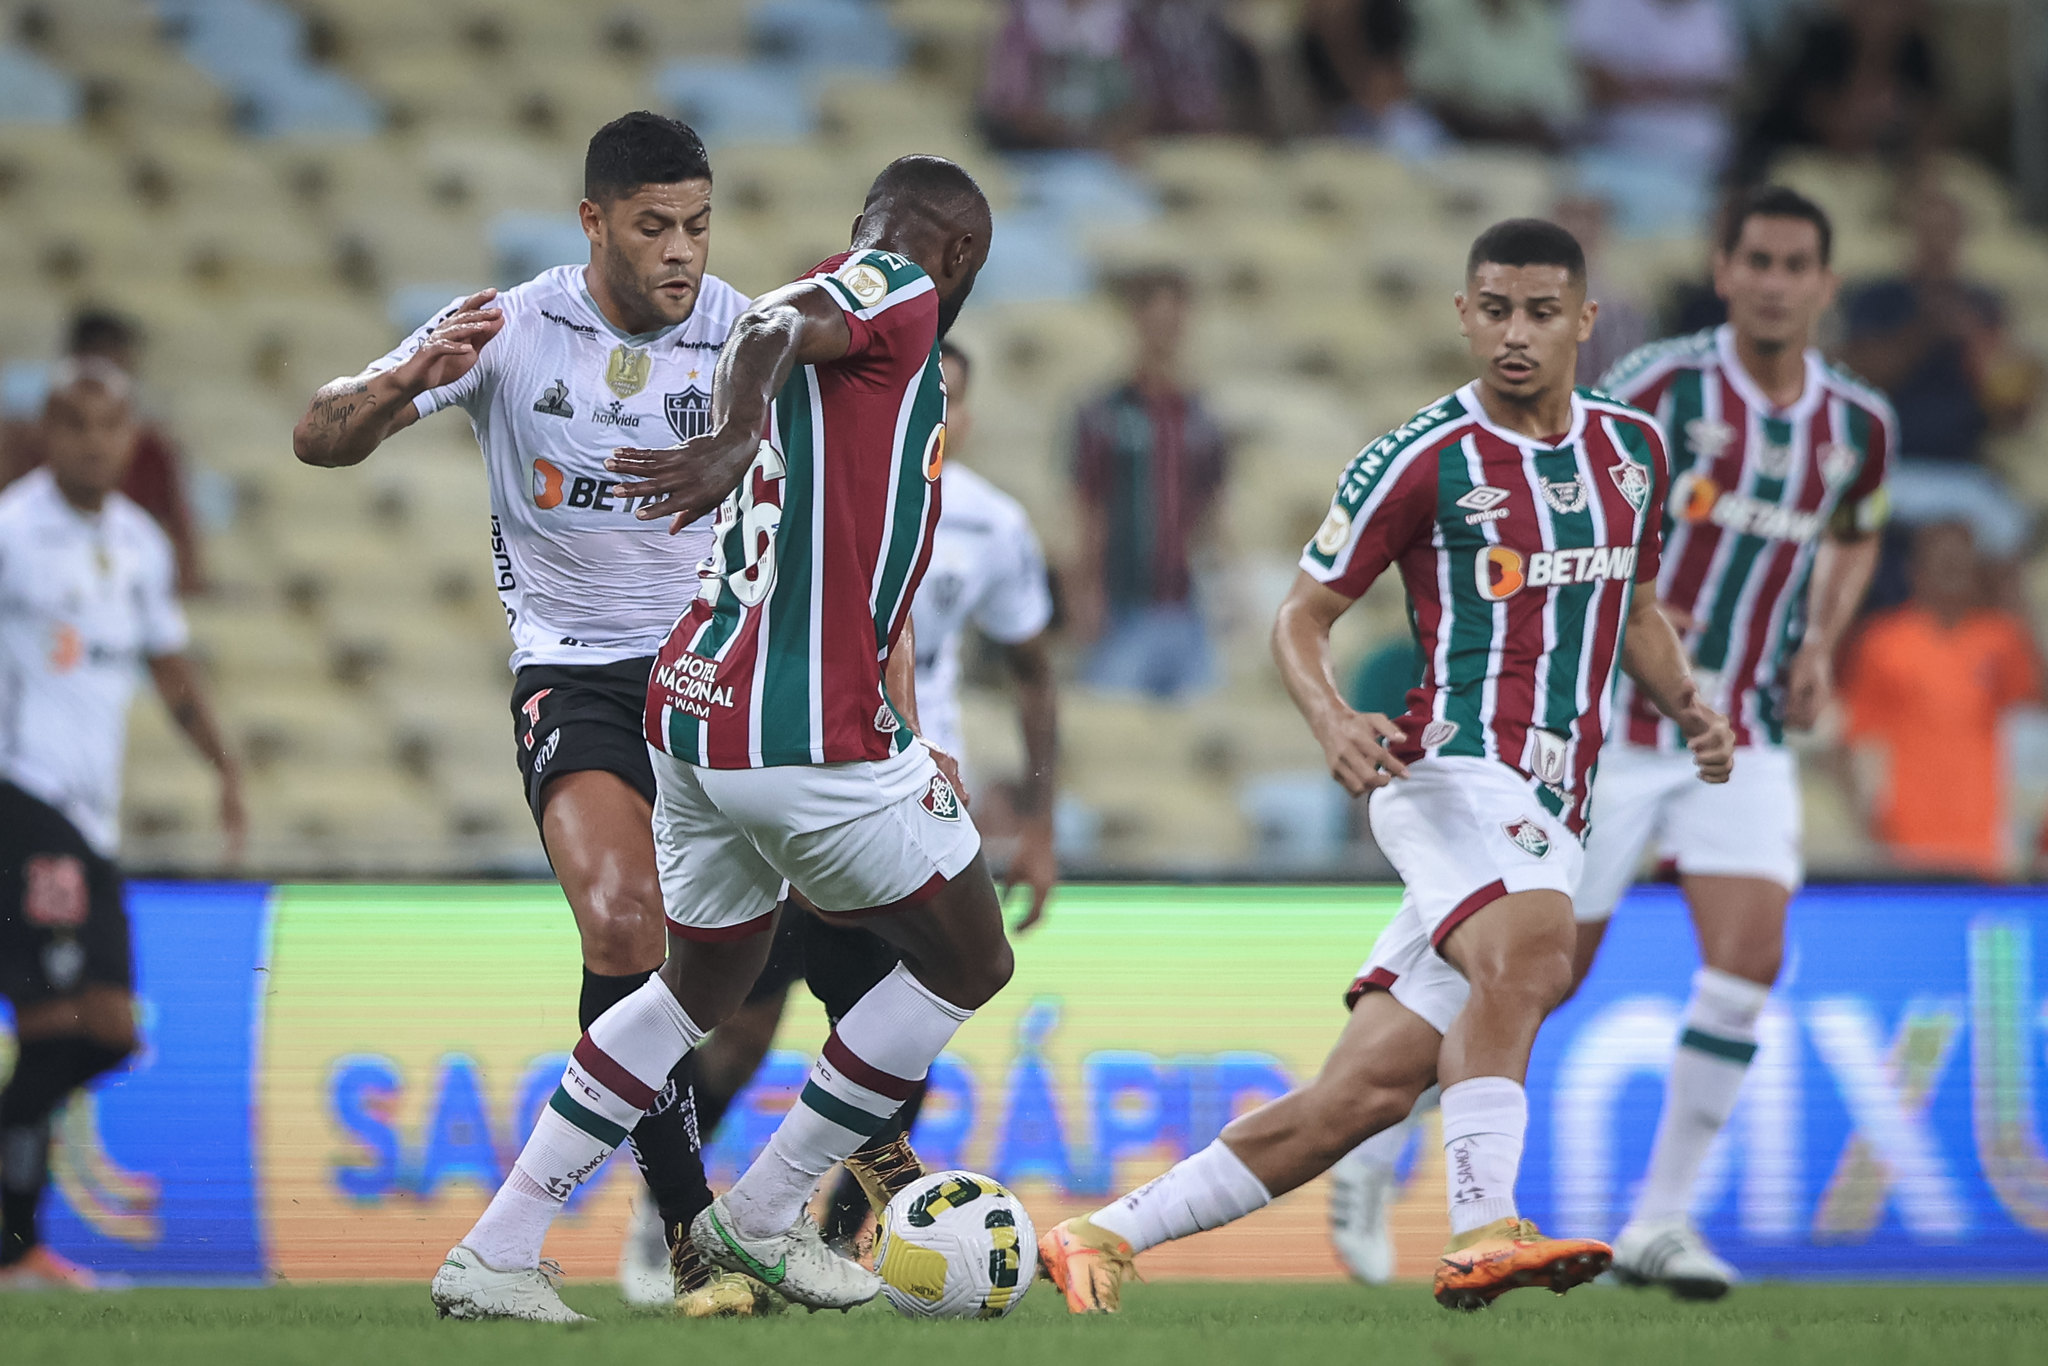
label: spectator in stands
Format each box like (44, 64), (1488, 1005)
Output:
(1742, 0), (1941, 171)
(1841, 186), (2043, 467)
(0, 311), (205, 594)
(982, 0), (1150, 150)
(1566, 0), (1740, 172)
(1405, 0), (1583, 150)
(1297, 0), (1449, 155)
(1841, 521), (2043, 877)
(1070, 269), (1229, 700)
(1552, 193), (1653, 382)
(1132, 0), (1269, 137)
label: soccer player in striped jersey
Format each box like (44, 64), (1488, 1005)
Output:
(433, 156), (1000, 1318)
(1571, 186), (1893, 1298)
(1039, 219), (1735, 1315)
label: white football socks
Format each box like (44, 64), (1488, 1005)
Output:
(464, 975), (706, 1270)
(1440, 1076), (1526, 1236)
(1090, 1139), (1273, 1254)
(1631, 967), (1769, 1225)
(723, 962), (972, 1239)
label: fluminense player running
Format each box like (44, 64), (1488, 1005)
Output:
(291, 113), (756, 1315)
(689, 335), (1059, 1248)
(1569, 186), (1892, 1298)
(0, 364), (244, 1289)
(430, 155), (1001, 1321)
(1038, 219), (1735, 1314)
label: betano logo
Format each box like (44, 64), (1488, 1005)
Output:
(1477, 545), (1637, 601)
(531, 457), (565, 509)
(923, 422), (946, 481)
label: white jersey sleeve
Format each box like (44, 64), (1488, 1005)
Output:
(367, 292), (501, 418)
(969, 499), (1053, 646)
(135, 510), (190, 657)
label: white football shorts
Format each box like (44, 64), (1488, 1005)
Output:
(1349, 755), (1584, 1034)
(649, 741), (983, 940)
(1573, 743), (1801, 925)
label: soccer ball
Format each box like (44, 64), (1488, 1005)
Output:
(871, 1170), (1037, 1319)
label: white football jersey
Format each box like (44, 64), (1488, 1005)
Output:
(910, 464), (1053, 759)
(375, 265), (750, 672)
(0, 469), (189, 856)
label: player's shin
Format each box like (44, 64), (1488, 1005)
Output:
(465, 976), (707, 1271)
(722, 963), (970, 1240)
(580, 968), (714, 1236)
(1087, 1139), (1273, 1255)
(0, 1037), (131, 1265)
(1440, 1077), (1526, 1235)
(1631, 967), (1768, 1224)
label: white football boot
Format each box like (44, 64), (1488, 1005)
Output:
(1609, 1216), (1738, 1300)
(617, 1192), (672, 1307)
(431, 1245), (590, 1322)
(1328, 1146), (1398, 1285)
(690, 1195), (881, 1311)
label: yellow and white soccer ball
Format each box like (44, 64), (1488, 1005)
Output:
(872, 1170), (1037, 1319)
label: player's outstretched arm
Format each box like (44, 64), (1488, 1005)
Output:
(147, 654), (246, 864)
(1272, 571), (1409, 797)
(1003, 632), (1059, 932)
(606, 282), (853, 528)
(291, 289), (504, 468)
(1782, 530), (1880, 730)
(1620, 581), (1734, 783)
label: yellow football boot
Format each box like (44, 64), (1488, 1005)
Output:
(673, 1226), (783, 1318)
(1432, 1217), (1610, 1311)
(843, 1134), (927, 1213)
(1037, 1217), (1141, 1315)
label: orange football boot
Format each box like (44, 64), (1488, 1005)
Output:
(1037, 1217), (1141, 1314)
(0, 1246), (100, 1291)
(1432, 1217), (1610, 1311)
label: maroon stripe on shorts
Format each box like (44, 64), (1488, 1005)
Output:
(822, 1030), (919, 1101)
(1430, 879), (1509, 953)
(572, 1035), (657, 1112)
(665, 908), (776, 942)
(1344, 966), (1400, 1010)
(812, 872), (948, 921)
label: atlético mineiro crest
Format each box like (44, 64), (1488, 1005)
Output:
(1539, 477), (1587, 514)
(666, 389), (711, 443)
(921, 773), (961, 822)
(1609, 457), (1651, 511)
(1503, 818), (1551, 859)
(1685, 417), (1736, 461)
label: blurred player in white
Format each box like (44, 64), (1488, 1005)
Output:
(1574, 186), (1891, 1297)
(0, 363), (242, 1289)
(687, 336), (1059, 1247)
(291, 112), (758, 1314)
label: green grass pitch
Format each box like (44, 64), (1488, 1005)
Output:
(5, 1282), (2047, 1366)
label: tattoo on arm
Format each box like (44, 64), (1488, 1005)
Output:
(307, 377), (375, 431)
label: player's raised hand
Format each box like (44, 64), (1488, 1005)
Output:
(219, 768), (248, 868)
(608, 425), (760, 532)
(1781, 642), (1833, 731)
(1005, 818), (1058, 934)
(394, 289), (504, 392)
(1314, 709), (1409, 796)
(1678, 704), (1736, 784)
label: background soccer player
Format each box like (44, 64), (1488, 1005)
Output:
(430, 156), (1002, 1320)
(1571, 185), (1894, 1298)
(0, 364), (242, 1289)
(1038, 219), (1734, 1315)
(290, 113), (755, 1313)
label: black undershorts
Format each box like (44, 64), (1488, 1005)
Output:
(0, 782), (131, 1005)
(510, 656), (660, 825)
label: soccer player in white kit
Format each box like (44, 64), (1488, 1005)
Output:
(1573, 186), (1892, 1297)
(290, 113), (761, 1314)
(0, 363), (243, 1289)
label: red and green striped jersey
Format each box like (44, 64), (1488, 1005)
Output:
(1301, 382), (1668, 835)
(646, 249), (945, 768)
(1600, 326), (1894, 750)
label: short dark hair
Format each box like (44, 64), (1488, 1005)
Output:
(939, 339), (971, 388)
(861, 154), (987, 224)
(584, 111), (711, 202)
(69, 308), (140, 357)
(1719, 184), (1833, 265)
(1466, 218), (1585, 283)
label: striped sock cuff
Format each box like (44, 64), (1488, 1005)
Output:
(797, 1080), (894, 1138)
(559, 1034), (658, 1132)
(1678, 1027), (1758, 1065)
(546, 1083), (630, 1148)
(798, 1032), (915, 1139)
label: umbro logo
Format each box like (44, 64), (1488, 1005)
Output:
(533, 379), (573, 419)
(1457, 485), (1512, 525)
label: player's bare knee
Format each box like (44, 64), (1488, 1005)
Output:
(946, 937), (1013, 1011)
(1471, 947), (1574, 1018)
(1706, 942), (1780, 989)
(575, 882), (667, 973)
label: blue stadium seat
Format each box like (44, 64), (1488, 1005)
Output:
(0, 45), (81, 125)
(748, 0), (902, 74)
(158, 0), (381, 137)
(653, 59), (818, 144)
(488, 212), (591, 287)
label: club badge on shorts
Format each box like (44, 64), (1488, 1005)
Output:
(920, 773), (961, 822)
(1503, 818), (1551, 859)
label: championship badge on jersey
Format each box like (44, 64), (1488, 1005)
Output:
(1539, 477), (1588, 514)
(1684, 416), (1736, 462)
(606, 344), (651, 399)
